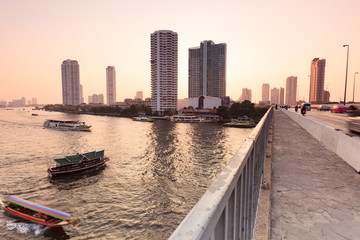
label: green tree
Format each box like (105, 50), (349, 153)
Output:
(217, 106), (230, 119)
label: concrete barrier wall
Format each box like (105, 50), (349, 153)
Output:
(282, 109), (360, 172)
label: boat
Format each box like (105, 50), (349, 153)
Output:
(223, 121), (256, 128)
(48, 150), (109, 176)
(132, 115), (153, 122)
(32, 113), (38, 116)
(170, 114), (220, 123)
(2, 195), (78, 227)
(43, 119), (91, 131)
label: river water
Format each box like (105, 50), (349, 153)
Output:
(0, 108), (252, 240)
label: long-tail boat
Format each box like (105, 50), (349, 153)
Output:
(48, 150), (109, 176)
(2, 195), (78, 227)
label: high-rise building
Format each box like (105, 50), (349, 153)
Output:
(61, 59), (80, 105)
(262, 83), (270, 102)
(286, 76), (297, 106)
(151, 30), (178, 115)
(280, 87), (285, 105)
(309, 58), (326, 103)
(135, 91), (143, 100)
(271, 88), (280, 105)
(240, 88), (252, 102)
(324, 90), (330, 103)
(106, 66), (116, 106)
(80, 84), (84, 104)
(188, 40), (227, 98)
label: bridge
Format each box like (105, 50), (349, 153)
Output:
(170, 107), (360, 239)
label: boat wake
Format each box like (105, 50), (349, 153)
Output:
(6, 221), (47, 235)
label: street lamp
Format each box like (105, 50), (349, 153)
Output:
(353, 72), (359, 103)
(343, 45), (349, 105)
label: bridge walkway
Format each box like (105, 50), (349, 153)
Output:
(270, 110), (360, 239)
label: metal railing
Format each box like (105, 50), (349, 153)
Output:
(170, 107), (273, 240)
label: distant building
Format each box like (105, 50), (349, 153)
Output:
(88, 94), (104, 104)
(8, 97), (26, 107)
(0, 99), (7, 107)
(80, 84), (84, 104)
(221, 96), (230, 107)
(286, 76), (297, 106)
(309, 58), (326, 103)
(32, 98), (38, 105)
(135, 91), (143, 100)
(106, 66), (116, 106)
(324, 90), (330, 103)
(240, 88), (252, 102)
(271, 88), (280, 105)
(262, 83), (270, 102)
(188, 40), (226, 98)
(280, 87), (285, 105)
(62, 59), (80, 105)
(150, 30), (178, 115)
(178, 96), (222, 110)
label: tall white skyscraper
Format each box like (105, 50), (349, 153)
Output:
(188, 40), (226, 98)
(286, 76), (297, 106)
(150, 30), (178, 115)
(106, 66), (116, 106)
(62, 59), (80, 105)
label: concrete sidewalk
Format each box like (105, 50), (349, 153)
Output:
(271, 110), (360, 239)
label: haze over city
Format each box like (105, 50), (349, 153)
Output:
(1, 0), (360, 104)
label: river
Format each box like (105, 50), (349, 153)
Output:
(0, 107), (252, 239)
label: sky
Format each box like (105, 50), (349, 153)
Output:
(1, 0), (360, 104)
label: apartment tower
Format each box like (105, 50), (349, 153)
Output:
(309, 58), (326, 103)
(61, 59), (80, 105)
(280, 87), (285, 105)
(240, 88), (252, 102)
(286, 76), (297, 106)
(271, 88), (280, 105)
(188, 40), (226, 98)
(262, 83), (270, 102)
(150, 30), (178, 115)
(106, 66), (116, 105)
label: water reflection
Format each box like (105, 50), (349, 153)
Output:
(0, 109), (252, 239)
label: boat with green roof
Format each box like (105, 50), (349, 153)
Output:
(48, 150), (109, 176)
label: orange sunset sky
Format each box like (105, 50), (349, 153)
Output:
(1, 0), (360, 104)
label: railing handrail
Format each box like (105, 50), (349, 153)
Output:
(170, 107), (273, 240)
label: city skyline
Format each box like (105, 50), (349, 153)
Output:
(1, 0), (360, 104)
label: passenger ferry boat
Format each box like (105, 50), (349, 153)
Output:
(48, 150), (109, 176)
(43, 119), (91, 131)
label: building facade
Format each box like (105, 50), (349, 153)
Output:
(286, 76), (297, 106)
(106, 66), (116, 106)
(61, 59), (80, 105)
(271, 88), (280, 105)
(240, 88), (252, 102)
(150, 30), (178, 115)
(262, 83), (270, 102)
(135, 91), (143, 100)
(188, 40), (226, 98)
(280, 87), (285, 105)
(309, 58), (326, 103)
(88, 94), (104, 104)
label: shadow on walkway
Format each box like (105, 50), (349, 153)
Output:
(271, 110), (360, 239)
